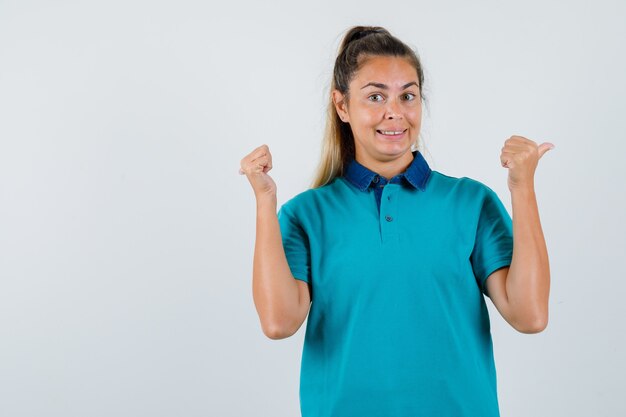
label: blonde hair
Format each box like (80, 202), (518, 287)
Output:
(310, 25), (427, 189)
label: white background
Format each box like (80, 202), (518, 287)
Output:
(1, 0), (625, 416)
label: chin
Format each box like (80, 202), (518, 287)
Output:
(374, 145), (411, 160)
(378, 141), (410, 152)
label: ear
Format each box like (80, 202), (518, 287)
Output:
(332, 89), (349, 123)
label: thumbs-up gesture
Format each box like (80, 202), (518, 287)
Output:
(500, 135), (555, 191)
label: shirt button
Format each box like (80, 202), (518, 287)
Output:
(372, 175), (379, 183)
(385, 215), (393, 222)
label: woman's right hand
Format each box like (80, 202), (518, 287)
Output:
(239, 144), (277, 201)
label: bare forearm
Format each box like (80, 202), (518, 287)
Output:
(252, 196), (300, 337)
(506, 185), (551, 330)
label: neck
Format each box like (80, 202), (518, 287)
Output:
(355, 150), (414, 180)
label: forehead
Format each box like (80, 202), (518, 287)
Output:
(352, 55), (418, 87)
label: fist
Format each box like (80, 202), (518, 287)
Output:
(239, 144), (277, 200)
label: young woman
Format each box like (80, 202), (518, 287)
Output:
(239, 25), (553, 417)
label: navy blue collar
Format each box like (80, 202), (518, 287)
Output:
(343, 150), (432, 192)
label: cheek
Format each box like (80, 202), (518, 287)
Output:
(353, 109), (379, 129)
(368, 106), (387, 123)
(407, 107), (422, 124)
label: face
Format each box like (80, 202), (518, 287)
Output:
(333, 55), (422, 166)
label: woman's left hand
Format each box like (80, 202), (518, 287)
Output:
(500, 135), (555, 191)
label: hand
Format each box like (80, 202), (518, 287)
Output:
(500, 135), (555, 191)
(239, 144), (277, 200)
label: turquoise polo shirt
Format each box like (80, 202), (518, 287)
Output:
(277, 150), (513, 417)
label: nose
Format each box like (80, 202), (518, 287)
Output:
(384, 98), (403, 119)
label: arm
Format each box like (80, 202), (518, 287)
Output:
(486, 136), (553, 333)
(486, 187), (550, 333)
(253, 197), (311, 340)
(240, 145), (311, 340)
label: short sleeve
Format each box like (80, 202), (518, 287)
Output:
(470, 186), (514, 296)
(276, 204), (311, 284)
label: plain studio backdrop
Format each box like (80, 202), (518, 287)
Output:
(1, 0), (624, 416)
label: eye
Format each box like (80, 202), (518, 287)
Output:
(403, 93), (417, 101)
(368, 93), (384, 102)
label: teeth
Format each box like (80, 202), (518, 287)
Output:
(380, 130), (404, 135)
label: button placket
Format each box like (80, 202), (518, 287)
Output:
(379, 184), (399, 244)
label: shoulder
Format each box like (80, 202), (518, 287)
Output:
(429, 170), (495, 199)
(279, 177), (344, 216)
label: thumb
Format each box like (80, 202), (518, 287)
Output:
(538, 142), (555, 159)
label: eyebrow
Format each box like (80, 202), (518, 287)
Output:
(361, 81), (419, 90)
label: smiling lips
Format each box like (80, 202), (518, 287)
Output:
(377, 128), (407, 138)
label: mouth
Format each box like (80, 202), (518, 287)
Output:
(376, 129), (407, 140)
